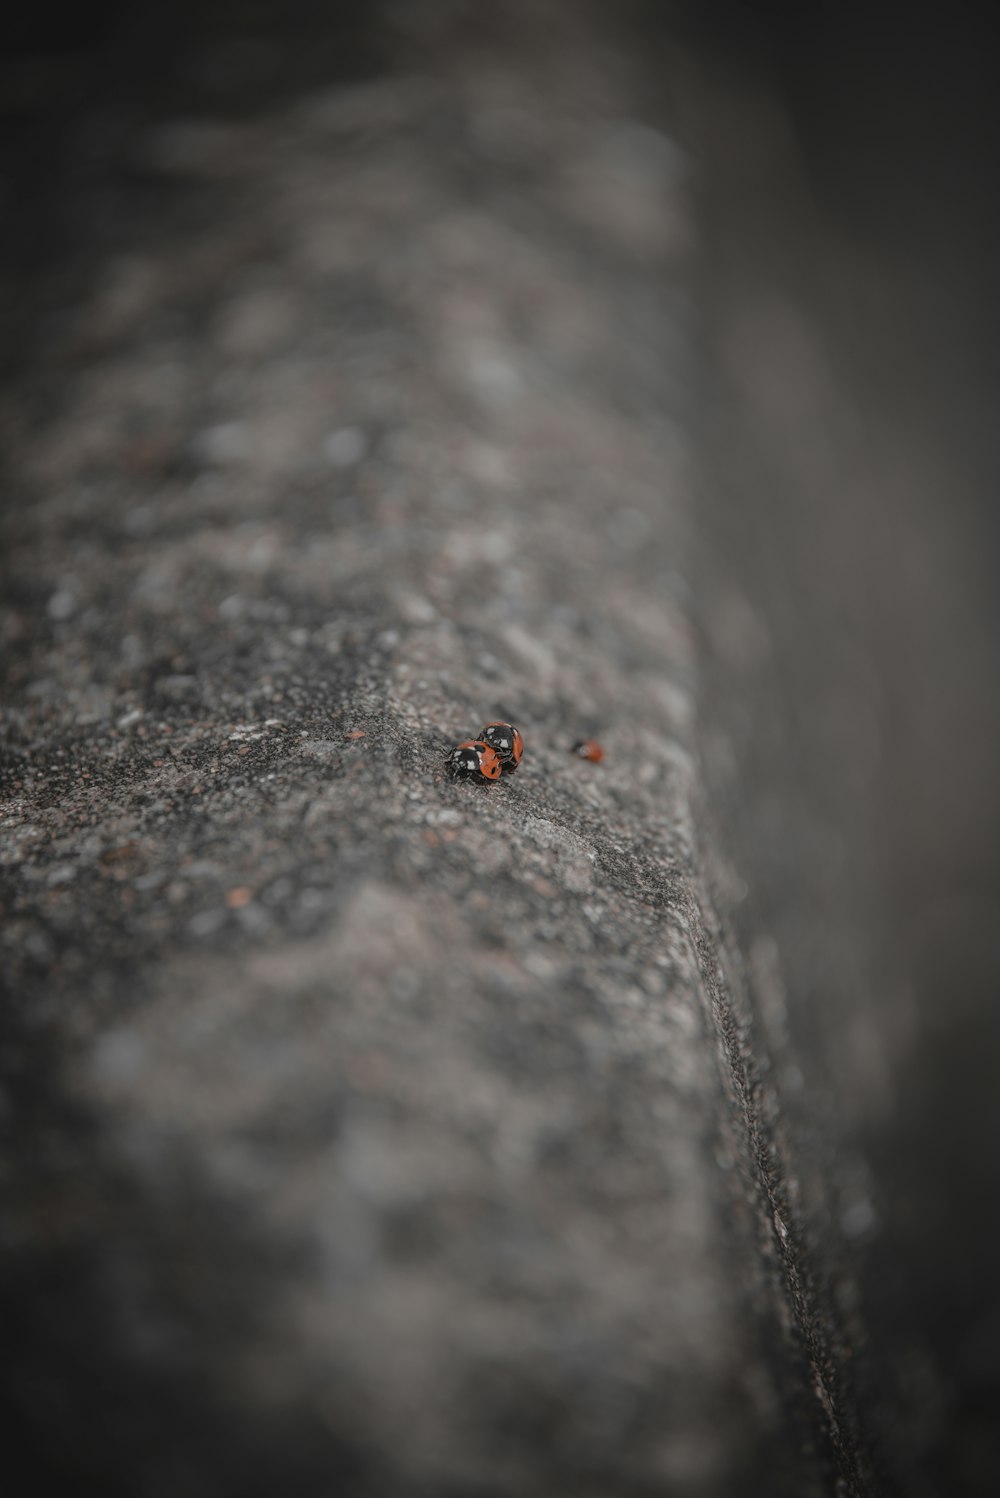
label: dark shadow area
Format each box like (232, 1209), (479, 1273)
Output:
(0, 1), (386, 382)
(670, 3), (1000, 1492)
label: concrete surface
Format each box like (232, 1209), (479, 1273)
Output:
(3, 3), (997, 1495)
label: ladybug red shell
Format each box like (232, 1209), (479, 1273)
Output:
(572, 739), (604, 763)
(447, 739), (502, 782)
(479, 721), (524, 773)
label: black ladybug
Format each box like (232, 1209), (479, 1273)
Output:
(479, 721), (524, 773)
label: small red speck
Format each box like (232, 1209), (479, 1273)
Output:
(572, 739), (605, 763)
(346, 729), (366, 740)
(225, 886), (253, 908)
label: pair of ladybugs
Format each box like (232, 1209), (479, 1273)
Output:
(447, 721), (524, 783)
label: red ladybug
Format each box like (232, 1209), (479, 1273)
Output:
(479, 721), (524, 773)
(447, 739), (502, 782)
(572, 739), (604, 763)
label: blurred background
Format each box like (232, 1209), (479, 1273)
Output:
(2, 2), (999, 1494)
(673, 6), (1000, 1492)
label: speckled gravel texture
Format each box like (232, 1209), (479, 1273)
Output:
(0, 6), (878, 1497)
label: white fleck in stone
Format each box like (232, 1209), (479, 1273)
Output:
(300, 739), (340, 759)
(466, 346), (521, 403)
(90, 1029), (146, 1087)
(841, 1197), (877, 1239)
(195, 421), (249, 465)
(124, 504), (155, 537)
(323, 426), (367, 468)
(47, 589), (76, 621)
(426, 808), (462, 827)
(157, 674), (197, 699)
(523, 951), (558, 980)
(236, 903), (271, 934)
(189, 908), (226, 938)
(478, 529), (513, 564)
(25, 930), (53, 962)
(397, 593), (436, 625)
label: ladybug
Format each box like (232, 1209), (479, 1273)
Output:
(572, 739), (604, 763)
(447, 739), (502, 782)
(479, 721), (524, 773)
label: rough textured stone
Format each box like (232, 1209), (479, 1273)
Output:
(7, 4), (997, 1496)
